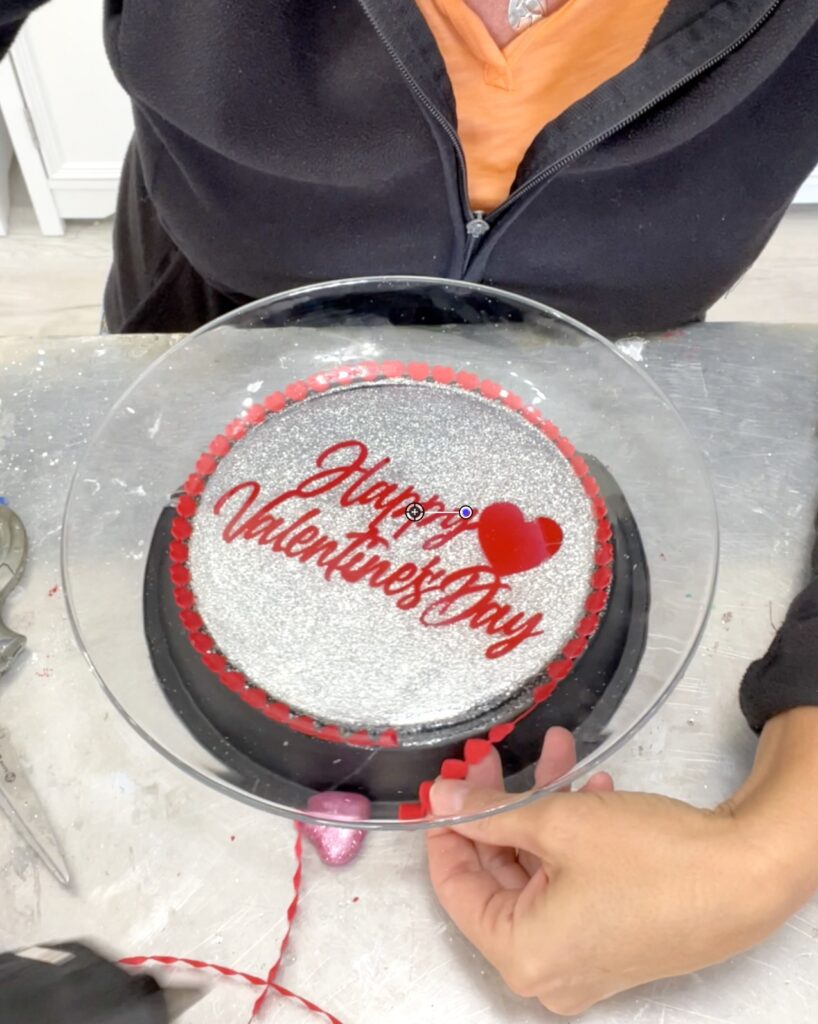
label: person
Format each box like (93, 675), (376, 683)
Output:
(2, 0), (817, 338)
(2, 0), (818, 1011)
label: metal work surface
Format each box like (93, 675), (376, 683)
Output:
(0, 324), (816, 1023)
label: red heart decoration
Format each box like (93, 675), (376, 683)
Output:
(477, 501), (563, 577)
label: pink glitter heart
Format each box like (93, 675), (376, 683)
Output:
(303, 792), (371, 866)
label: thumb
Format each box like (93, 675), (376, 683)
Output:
(430, 779), (559, 855)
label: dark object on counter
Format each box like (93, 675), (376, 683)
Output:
(0, 942), (202, 1024)
(740, 506), (818, 733)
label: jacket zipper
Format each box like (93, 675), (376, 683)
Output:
(357, 3), (480, 259)
(361, 0), (781, 274)
(481, 0), (783, 228)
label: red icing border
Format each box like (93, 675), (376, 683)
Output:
(169, 361), (612, 795)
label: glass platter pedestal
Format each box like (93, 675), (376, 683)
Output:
(63, 277), (718, 829)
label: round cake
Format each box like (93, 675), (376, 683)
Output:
(143, 360), (648, 817)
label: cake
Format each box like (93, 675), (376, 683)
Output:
(143, 360), (648, 818)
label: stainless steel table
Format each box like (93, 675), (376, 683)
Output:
(0, 324), (816, 1023)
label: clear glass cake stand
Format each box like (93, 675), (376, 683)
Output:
(62, 277), (718, 829)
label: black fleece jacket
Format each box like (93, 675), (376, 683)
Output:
(1, 0), (817, 732)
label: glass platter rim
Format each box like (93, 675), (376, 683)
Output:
(60, 274), (720, 830)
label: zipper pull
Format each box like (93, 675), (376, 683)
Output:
(466, 211), (490, 240)
(463, 211), (490, 274)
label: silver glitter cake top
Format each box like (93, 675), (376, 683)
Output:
(186, 374), (598, 732)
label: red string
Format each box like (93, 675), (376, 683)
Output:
(120, 823), (345, 1024)
(250, 823), (303, 1021)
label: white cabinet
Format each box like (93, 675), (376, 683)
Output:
(0, 0), (132, 235)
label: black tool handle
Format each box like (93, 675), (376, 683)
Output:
(0, 942), (168, 1024)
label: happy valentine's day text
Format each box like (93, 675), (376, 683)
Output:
(210, 440), (545, 659)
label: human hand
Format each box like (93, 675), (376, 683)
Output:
(427, 710), (818, 1015)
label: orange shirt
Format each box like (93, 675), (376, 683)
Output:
(415, 0), (669, 211)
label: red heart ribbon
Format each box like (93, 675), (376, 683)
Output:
(120, 823), (345, 1024)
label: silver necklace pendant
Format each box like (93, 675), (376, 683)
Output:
(508, 0), (547, 32)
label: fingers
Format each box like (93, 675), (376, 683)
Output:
(430, 780), (553, 856)
(513, 727), (578, 876)
(476, 838), (531, 890)
(525, 771), (609, 877)
(426, 826), (521, 962)
(466, 740), (504, 789)
(534, 727), (577, 790)
(463, 744), (531, 888)
(428, 729), (614, 863)
(517, 847), (543, 879)
(583, 771), (614, 792)
(534, 730), (615, 793)
(533, 728), (615, 800)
